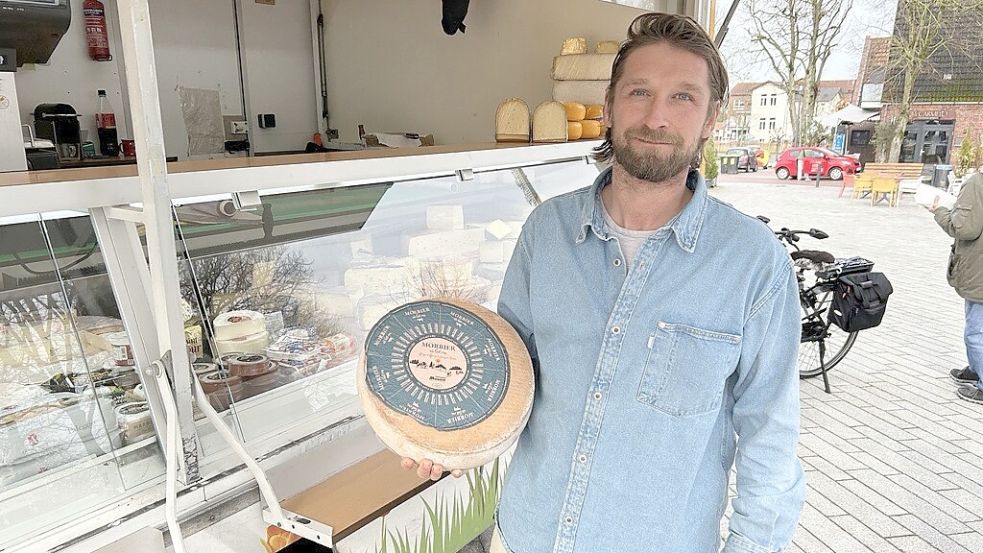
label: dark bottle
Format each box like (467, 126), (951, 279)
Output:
(96, 89), (119, 156)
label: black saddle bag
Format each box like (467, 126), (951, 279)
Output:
(828, 272), (893, 332)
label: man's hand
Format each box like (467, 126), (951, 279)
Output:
(927, 194), (941, 213)
(400, 457), (465, 481)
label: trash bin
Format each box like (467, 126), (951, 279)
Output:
(933, 164), (953, 189)
(720, 155), (739, 175)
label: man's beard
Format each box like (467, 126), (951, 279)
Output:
(612, 125), (700, 184)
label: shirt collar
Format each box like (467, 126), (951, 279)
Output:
(576, 165), (708, 253)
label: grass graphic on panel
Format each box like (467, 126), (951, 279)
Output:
(375, 458), (502, 553)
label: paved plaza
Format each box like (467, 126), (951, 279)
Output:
(466, 172), (983, 553)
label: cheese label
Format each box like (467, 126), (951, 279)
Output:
(364, 301), (510, 431)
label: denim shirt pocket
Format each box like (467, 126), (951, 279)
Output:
(637, 321), (742, 416)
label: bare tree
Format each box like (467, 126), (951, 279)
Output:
(747, 0), (853, 145)
(885, 0), (983, 161)
(747, 0), (805, 143)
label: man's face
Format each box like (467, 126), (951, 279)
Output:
(605, 41), (719, 184)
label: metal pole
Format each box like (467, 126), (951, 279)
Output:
(115, 0), (200, 483)
(714, 0), (742, 48)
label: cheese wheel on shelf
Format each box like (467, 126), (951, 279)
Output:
(595, 40), (620, 54)
(213, 310), (265, 341)
(560, 37), (588, 55)
(552, 54), (616, 81)
(581, 120), (602, 139)
(357, 298), (534, 469)
(532, 101), (568, 143)
(585, 104), (604, 121)
(552, 80), (608, 106)
(563, 102), (586, 122)
(567, 121), (584, 141)
(495, 98), (530, 143)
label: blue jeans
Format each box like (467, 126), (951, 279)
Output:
(967, 300), (983, 392)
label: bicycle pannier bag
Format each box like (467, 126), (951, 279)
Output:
(829, 272), (893, 332)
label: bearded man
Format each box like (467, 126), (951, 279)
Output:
(405, 13), (805, 553)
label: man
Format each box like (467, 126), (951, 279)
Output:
(405, 13), (804, 552)
(930, 172), (983, 404)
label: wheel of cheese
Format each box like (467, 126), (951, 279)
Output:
(214, 310), (266, 340)
(560, 37), (588, 55)
(585, 104), (604, 121)
(552, 54), (616, 81)
(357, 298), (534, 470)
(532, 101), (568, 143)
(567, 121), (584, 141)
(581, 120), (602, 139)
(495, 98), (530, 143)
(563, 102), (586, 122)
(595, 40), (620, 54)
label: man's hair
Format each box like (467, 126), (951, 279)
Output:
(593, 12), (729, 165)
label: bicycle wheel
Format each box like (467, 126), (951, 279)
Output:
(797, 279), (859, 379)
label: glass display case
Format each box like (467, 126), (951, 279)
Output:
(0, 144), (601, 551)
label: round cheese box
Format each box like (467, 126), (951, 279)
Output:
(357, 298), (534, 470)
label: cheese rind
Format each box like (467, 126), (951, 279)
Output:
(581, 119), (602, 139)
(552, 80), (608, 106)
(563, 102), (586, 122)
(585, 104), (604, 120)
(567, 121), (584, 141)
(552, 54), (616, 81)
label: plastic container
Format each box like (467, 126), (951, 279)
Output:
(104, 331), (135, 367)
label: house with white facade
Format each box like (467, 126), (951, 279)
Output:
(748, 81), (792, 143)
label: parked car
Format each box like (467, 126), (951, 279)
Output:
(724, 147), (757, 172)
(772, 147), (861, 180)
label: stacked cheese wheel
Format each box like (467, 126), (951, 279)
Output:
(357, 298), (534, 470)
(563, 102), (604, 141)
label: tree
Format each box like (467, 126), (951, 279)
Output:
(957, 133), (976, 177)
(746, 0), (853, 145)
(704, 137), (720, 183)
(885, 0), (983, 161)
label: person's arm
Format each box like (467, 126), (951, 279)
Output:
(497, 225), (539, 373)
(934, 175), (983, 241)
(723, 262), (806, 553)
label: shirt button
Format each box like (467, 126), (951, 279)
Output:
(613, 258), (622, 267)
(578, 454), (588, 463)
(612, 325), (621, 334)
(564, 516), (574, 525)
(593, 391), (602, 400)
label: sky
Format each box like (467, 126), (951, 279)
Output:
(714, 0), (899, 85)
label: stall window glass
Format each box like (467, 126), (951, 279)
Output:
(0, 214), (164, 549)
(850, 130), (871, 146)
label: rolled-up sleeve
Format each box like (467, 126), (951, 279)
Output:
(724, 261), (806, 553)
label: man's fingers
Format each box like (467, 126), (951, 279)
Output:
(400, 458), (415, 470)
(451, 469), (464, 478)
(417, 459), (433, 480)
(430, 463), (444, 481)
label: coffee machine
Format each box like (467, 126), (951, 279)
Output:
(33, 103), (83, 162)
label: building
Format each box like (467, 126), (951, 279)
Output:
(748, 81), (793, 143)
(815, 80), (855, 119)
(718, 82), (756, 141)
(853, 4), (983, 164)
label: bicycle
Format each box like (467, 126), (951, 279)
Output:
(757, 216), (874, 393)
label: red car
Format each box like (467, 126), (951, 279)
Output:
(773, 147), (861, 181)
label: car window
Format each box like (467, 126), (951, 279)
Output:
(789, 150), (803, 159)
(805, 150), (824, 158)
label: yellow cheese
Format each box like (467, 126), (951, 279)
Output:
(585, 104), (604, 121)
(532, 101), (568, 143)
(581, 120), (602, 139)
(563, 102), (586, 122)
(595, 40), (620, 54)
(567, 121), (584, 140)
(552, 54), (616, 81)
(560, 37), (588, 55)
(495, 98), (530, 143)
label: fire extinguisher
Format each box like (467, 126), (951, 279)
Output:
(84, 0), (112, 61)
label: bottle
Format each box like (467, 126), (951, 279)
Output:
(96, 90), (119, 157)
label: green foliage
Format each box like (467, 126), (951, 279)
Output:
(957, 133), (977, 177)
(703, 138), (719, 181)
(374, 458), (503, 553)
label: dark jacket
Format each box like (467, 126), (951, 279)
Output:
(935, 172), (983, 302)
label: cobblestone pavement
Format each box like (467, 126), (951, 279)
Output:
(464, 172), (983, 553)
(714, 173), (983, 553)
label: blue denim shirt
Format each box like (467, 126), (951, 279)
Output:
(495, 167), (805, 553)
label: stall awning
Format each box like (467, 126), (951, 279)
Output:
(816, 104), (880, 127)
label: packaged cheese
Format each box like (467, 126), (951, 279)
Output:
(560, 37), (588, 55)
(213, 311), (266, 341)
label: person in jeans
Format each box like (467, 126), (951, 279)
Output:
(931, 172), (983, 404)
(404, 13), (805, 552)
